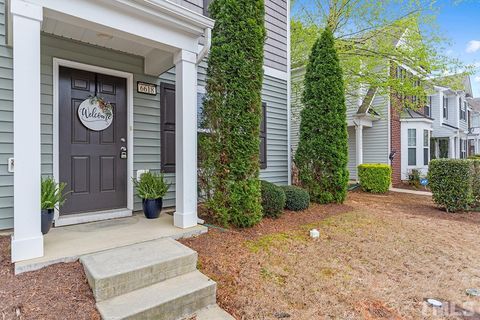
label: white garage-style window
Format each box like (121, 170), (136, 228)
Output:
(408, 128), (417, 166)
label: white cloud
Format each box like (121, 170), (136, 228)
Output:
(475, 76), (480, 83)
(466, 40), (480, 53)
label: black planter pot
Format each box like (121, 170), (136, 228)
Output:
(142, 198), (163, 219)
(41, 208), (54, 235)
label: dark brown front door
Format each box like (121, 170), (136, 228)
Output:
(59, 67), (127, 215)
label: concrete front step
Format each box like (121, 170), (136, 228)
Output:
(96, 270), (216, 320)
(81, 238), (197, 301)
(186, 304), (235, 320)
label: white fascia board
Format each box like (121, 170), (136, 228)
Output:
(400, 117), (433, 124)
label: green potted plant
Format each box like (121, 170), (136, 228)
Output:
(133, 171), (170, 219)
(41, 177), (67, 234)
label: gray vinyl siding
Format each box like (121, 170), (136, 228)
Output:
(362, 95), (389, 165)
(177, 0), (204, 14)
(0, 0), (13, 229)
(431, 92), (458, 138)
(264, 0), (288, 72)
(177, 0), (289, 72)
(260, 75), (288, 185)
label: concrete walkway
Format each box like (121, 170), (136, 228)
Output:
(390, 187), (432, 196)
(15, 213), (207, 274)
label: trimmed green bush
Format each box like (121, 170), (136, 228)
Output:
(358, 164), (392, 193)
(295, 27), (349, 204)
(260, 180), (286, 218)
(428, 159), (474, 212)
(199, 0), (266, 227)
(281, 186), (310, 211)
(472, 160), (480, 207)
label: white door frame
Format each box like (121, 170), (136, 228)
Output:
(52, 58), (134, 225)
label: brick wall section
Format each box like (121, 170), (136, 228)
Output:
(390, 64), (402, 186)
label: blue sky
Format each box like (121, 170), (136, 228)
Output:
(434, 0), (480, 97)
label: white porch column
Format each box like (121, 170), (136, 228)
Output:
(449, 137), (455, 159)
(355, 124), (363, 172)
(11, 0), (44, 261)
(173, 50), (198, 228)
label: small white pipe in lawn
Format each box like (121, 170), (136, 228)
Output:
(310, 229), (320, 239)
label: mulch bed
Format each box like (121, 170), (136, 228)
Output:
(0, 237), (100, 320)
(181, 191), (480, 320)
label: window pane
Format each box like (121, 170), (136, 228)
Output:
(408, 129), (416, 146)
(424, 148), (429, 165)
(408, 148), (416, 166)
(423, 130), (429, 147)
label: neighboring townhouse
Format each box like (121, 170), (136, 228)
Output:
(429, 76), (474, 160)
(291, 56), (432, 186)
(467, 97), (480, 155)
(2, 0), (291, 263)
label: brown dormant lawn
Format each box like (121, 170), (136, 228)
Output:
(181, 191), (480, 320)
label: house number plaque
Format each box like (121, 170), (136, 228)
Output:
(137, 81), (157, 95)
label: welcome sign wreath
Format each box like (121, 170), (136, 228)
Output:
(78, 95), (113, 131)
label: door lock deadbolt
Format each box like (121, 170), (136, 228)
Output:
(120, 146), (127, 159)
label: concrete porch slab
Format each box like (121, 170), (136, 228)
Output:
(15, 213), (207, 274)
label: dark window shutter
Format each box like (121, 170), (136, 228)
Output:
(160, 83), (176, 173)
(260, 102), (267, 169)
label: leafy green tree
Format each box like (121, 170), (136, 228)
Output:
(199, 0), (266, 227)
(295, 28), (349, 203)
(292, 0), (476, 108)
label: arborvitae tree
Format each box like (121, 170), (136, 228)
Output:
(295, 28), (349, 203)
(200, 0), (266, 227)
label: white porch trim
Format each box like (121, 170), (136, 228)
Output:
(173, 50), (198, 228)
(52, 58), (135, 222)
(286, 0), (291, 185)
(11, 0), (44, 262)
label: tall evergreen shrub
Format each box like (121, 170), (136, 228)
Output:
(294, 28), (349, 203)
(200, 0), (266, 227)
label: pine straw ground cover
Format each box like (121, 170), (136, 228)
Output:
(0, 237), (100, 320)
(181, 191), (480, 320)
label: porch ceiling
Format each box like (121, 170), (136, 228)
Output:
(42, 17), (155, 57)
